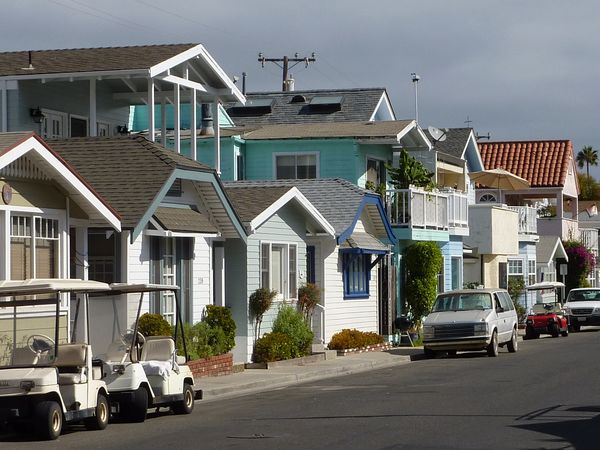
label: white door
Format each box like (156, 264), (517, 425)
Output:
(42, 111), (66, 138)
(272, 245), (285, 298)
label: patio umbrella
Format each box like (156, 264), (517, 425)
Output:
(470, 168), (530, 190)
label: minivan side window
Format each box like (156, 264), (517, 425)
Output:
(504, 292), (515, 310)
(496, 292), (513, 311)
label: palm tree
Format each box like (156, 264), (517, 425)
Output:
(577, 145), (598, 178)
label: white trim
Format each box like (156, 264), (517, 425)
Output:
(89, 79), (97, 137)
(1, 80), (7, 132)
(0, 137), (120, 231)
(155, 74), (208, 94)
(258, 240), (297, 300)
(143, 229), (219, 238)
(249, 186), (335, 236)
(0, 69), (146, 82)
(365, 154), (387, 187)
(368, 92), (395, 121)
(273, 151), (320, 180)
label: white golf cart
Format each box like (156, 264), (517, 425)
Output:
(87, 284), (198, 422)
(0, 279), (111, 440)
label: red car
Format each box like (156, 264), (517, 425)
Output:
(525, 302), (569, 339)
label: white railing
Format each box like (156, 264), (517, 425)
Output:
(446, 190), (469, 229)
(579, 228), (599, 253)
(311, 303), (325, 344)
(507, 206), (537, 235)
(385, 187), (449, 230)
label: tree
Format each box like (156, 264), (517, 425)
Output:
(249, 288), (277, 342)
(386, 149), (434, 189)
(576, 146), (598, 179)
(577, 172), (600, 200)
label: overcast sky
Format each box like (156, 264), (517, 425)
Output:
(4, 1), (600, 175)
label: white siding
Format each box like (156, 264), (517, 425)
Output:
(192, 237), (212, 324)
(126, 234), (151, 327)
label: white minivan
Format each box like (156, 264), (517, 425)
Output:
(422, 289), (519, 357)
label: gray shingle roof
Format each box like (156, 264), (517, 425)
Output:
(222, 186), (294, 223)
(225, 88), (390, 127)
(424, 128), (473, 159)
(0, 132), (34, 152)
(0, 44), (197, 77)
(48, 136), (212, 228)
(223, 179), (366, 235)
(239, 120), (414, 140)
(153, 206), (218, 233)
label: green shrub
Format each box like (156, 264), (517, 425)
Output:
(249, 288), (277, 340)
(137, 313), (172, 337)
(328, 329), (384, 351)
(175, 322), (229, 361)
(203, 305), (236, 353)
(272, 305), (313, 358)
(405, 242), (443, 328)
(252, 332), (295, 363)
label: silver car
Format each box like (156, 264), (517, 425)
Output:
(422, 289), (519, 357)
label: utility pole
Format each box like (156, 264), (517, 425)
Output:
(411, 73), (420, 124)
(258, 52), (316, 91)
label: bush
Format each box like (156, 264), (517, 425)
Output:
(272, 305), (313, 358)
(249, 288), (277, 340)
(563, 240), (596, 292)
(175, 322), (228, 361)
(203, 305), (236, 353)
(137, 313), (172, 337)
(508, 277), (527, 323)
(328, 329), (384, 351)
(252, 332), (295, 363)
(297, 283), (321, 323)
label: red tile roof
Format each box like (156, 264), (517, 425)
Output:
(478, 140), (573, 187)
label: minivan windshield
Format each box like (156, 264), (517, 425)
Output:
(431, 293), (493, 312)
(566, 289), (600, 303)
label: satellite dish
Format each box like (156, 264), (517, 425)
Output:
(428, 126), (447, 142)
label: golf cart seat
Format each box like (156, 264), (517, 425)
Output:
(55, 343), (88, 385)
(532, 303), (551, 314)
(140, 336), (175, 362)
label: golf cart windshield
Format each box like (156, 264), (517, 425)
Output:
(0, 279), (109, 368)
(566, 289), (600, 302)
(432, 293), (493, 312)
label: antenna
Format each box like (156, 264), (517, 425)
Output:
(476, 132), (491, 140)
(428, 126), (447, 142)
(411, 73), (420, 124)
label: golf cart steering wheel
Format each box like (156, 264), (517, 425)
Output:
(120, 329), (146, 347)
(27, 334), (55, 354)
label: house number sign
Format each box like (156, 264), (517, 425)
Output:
(2, 183), (12, 204)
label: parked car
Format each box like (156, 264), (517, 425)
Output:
(524, 282), (568, 339)
(564, 288), (600, 331)
(422, 289), (519, 357)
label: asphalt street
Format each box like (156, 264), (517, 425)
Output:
(3, 329), (600, 449)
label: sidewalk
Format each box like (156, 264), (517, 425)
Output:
(195, 347), (423, 403)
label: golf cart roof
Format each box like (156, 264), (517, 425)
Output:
(0, 278), (110, 296)
(105, 283), (180, 295)
(526, 282), (565, 291)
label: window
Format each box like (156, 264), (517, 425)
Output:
(306, 246), (316, 284)
(451, 257), (462, 290)
(479, 193), (497, 203)
(498, 262), (508, 289)
(235, 152), (245, 181)
(70, 116), (88, 137)
(10, 216), (59, 280)
(275, 154), (317, 179)
(88, 229), (120, 283)
(528, 260), (536, 285)
(366, 158), (386, 187)
(507, 259), (523, 289)
(260, 242), (298, 299)
(437, 263), (445, 293)
(343, 253), (370, 299)
(97, 122), (110, 136)
(42, 110), (67, 139)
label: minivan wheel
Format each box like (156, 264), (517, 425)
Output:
(507, 328), (518, 353)
(424, 347), (436, 358)
(487, 331), (499, 357)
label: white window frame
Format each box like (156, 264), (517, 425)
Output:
(259, 241), (298, 300)
(41, 108), (68, 139)
(451, 256), (462, 290)
(5, 208), (65, 280)
(97, 122), (111, 137)
(273, 152), (319, 180)
(437, 256), (446, 293)
(528, 259), (536, 286)
(365, 155), (387, 188)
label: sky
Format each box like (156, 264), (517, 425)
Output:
(3, 0), (600, 175)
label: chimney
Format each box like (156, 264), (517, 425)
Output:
(199, 103), (214, 136)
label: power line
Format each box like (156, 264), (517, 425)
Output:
(258, 52), (316, 91)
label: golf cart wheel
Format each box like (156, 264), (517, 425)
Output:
(571, 324), (580, 332)
(524, 325), (538, 340)
(561, 327), (569, 337)
(172, 383), (194, 415)
(122, 387), (148, 422)
(507, 328), (518, 353)
(85, 393), (109, 430)
(487, 331), (499, 357)
(34, 400), (62, 440)
(550, 324), (560, 338)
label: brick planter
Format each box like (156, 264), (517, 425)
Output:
(335, 342), (392, 356)
(187, 353), (233, 378)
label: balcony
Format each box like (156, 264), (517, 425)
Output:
(537, 217), (579, 241)
(507, 206), (538, 237)
(384, 187), (468, 235)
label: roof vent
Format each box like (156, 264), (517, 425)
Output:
(290, 94), (307, 104)
(21, 51), (35, 71)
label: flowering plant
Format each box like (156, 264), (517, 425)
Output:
(563, 240), (596, 291)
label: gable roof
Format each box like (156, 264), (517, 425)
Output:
(153, 206), (218, 234)
(0, 44), (196, 77)
(0, 132), (120, 229)
(225, 88), (393, 127)
(48, 136), (244, 240)
(478, 140), (574, 187)
(223, 178), (395, 243)
(425, 128), (473, 158)
(238, 120), (415, 141)
(537, 235), (568, 265)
